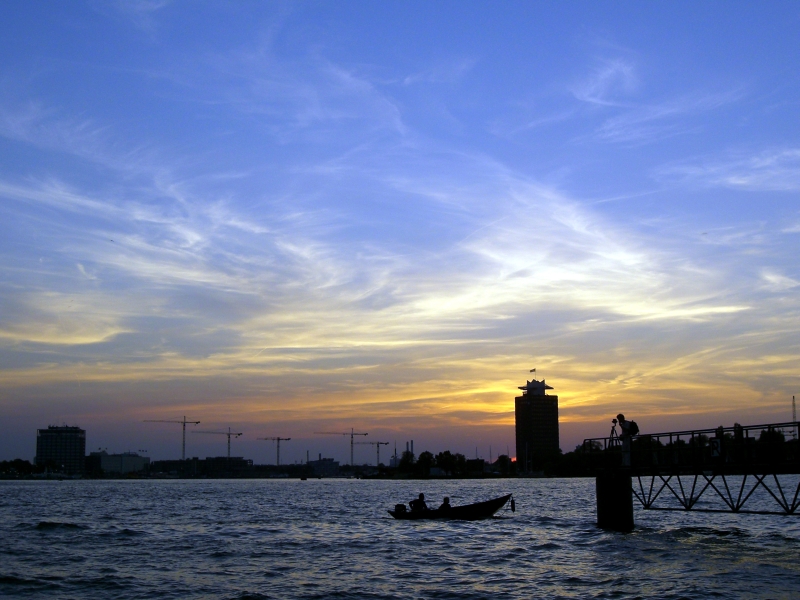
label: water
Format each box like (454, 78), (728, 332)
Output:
(1, 478), (798, 599)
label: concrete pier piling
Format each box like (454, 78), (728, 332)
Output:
(596, 469), (634, 532)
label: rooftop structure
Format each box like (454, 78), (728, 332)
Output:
(518, 378), (554, 395)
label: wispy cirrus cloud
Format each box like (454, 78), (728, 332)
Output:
(571, 58), (639, 107)
(0, 290), (132, 345)
(760, 269), (800, 292)
(401, 58), (477, 86)
(0, 140), (786, 418)
(0, 99), (166, 181)
(0, 134), (754, 365)
(0, 102), (109, 160)
(91, 0), (173, 35)
(497, 57), (742, 145)
(568, 57), (742, 144)
(656, 148), (800, 191)
(592, 90), (741, 144)
(155, 47), (409, 142)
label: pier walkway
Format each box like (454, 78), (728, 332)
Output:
(583, 421), (800, 529)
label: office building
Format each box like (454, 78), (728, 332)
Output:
(515, 377), (559, 472)
(35, 425), (86, 475)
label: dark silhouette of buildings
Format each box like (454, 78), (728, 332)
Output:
(149, 456), (253, 477)
(35, 425), (86, 475)
(87, 451), (150, 474)
(515, 377), (559, 472)
(308, 454), (339, 476)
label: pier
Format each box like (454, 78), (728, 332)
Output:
(583, 421), (800, 531)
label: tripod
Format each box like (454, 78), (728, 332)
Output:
(609, 418), (621, 447)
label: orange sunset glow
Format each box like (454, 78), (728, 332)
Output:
(1, 2), (798, 465)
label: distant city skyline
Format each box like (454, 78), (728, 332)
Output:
(1, 2), (799, 461)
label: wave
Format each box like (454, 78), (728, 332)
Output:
(668, 526), (749, 538)
(67, 575), (133, 591)
(34, 521), (86, 530)
(1, 479), (797, 599)
(0, 574), (63, 591)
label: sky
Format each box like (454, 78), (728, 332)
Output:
(1, 1), (799, 464)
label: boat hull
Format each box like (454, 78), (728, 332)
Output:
(388, 493), (512, 521)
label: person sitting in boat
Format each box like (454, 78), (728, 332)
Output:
(409, 493), (428, 512)
(438, 497), (451, 511)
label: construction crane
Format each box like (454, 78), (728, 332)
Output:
(257, 437), (291, 466)
(192, 427), (243, 458)
(314, 428), (368, 466)
(354, 441), (389, 466)
(143, 416), (200, 460)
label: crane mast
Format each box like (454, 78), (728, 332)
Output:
(257, 437), (291, 466)
(192, 427), (242, 458)
(354, 441), (389, 466)
(143, 416), (200, 460)
(314, 428), (368, 466)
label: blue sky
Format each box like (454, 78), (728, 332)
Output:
(1, 1), (799, 463)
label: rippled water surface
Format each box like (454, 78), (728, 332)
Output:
(1, 479), (799, 599)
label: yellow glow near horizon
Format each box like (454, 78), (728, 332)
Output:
(1, 16), (799, 459)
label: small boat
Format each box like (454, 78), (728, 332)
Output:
(388, 493), (513, 521)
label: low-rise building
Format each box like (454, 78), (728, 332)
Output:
(149, 456), (253, 477)
(308, 454), (339, 477)
(89, 451), (150, 474)
(203, 456), (253, 474)
(150, 457), (202, 476)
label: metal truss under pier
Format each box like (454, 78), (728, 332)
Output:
(634, 472), (800, 516)
(584, 421), (800, 518)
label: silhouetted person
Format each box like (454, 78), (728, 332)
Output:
(438, 496), (451, 511)
(617, 414), (632, 466)
(409, 493), (428, 512)
(617, 414), (631, 439)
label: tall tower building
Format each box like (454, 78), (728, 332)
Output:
(35, 425), (86, 475)
(515, 377), (559, 472)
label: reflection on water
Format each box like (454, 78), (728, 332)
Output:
(1, 479), (798, 599)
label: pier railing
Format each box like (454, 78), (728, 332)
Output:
(584, 421), (800, 518)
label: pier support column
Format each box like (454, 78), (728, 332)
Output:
(596, 469), (634, 532)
